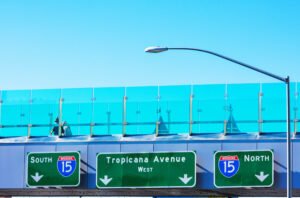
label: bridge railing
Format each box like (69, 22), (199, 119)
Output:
(0, 83), (298, 138)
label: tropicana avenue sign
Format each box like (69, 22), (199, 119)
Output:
(96, 151), (196, 188)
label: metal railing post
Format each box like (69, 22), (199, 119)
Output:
(122, 87), (127, 136)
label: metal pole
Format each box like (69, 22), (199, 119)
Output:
(286, 76), (292, 198)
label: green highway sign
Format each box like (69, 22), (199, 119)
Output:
(214, 150), (274, 188)
(96, 151), (196, 188)
(27, 151), (80, 187)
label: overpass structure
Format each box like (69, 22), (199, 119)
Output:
(0, 83), (299, 197)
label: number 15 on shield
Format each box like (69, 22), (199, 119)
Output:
(218, 155), (240, 178)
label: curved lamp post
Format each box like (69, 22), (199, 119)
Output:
(145, 46), (291, 197)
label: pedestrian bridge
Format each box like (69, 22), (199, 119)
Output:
(0, 82), (300, 197)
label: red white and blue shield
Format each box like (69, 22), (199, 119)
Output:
(57, 156), (77, 177)
(218, 155), (240, 178)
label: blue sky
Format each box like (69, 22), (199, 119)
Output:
(0, 0), (299, 90)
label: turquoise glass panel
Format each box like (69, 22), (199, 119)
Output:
(158, 85), (190, 134)
(93, 87), (124, 135)
(192, 84), (225, 133)
(0, 90), (31, 137)
(126, 86), (157, 135)
(0, 127), (27, 138)
(30, 89), (60, 137)
(62, 88), (93, 136)
(262, 83), (286, 133)
(226, 83), (259, 133)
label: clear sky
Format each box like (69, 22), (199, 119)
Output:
(0, 0), (299, 90)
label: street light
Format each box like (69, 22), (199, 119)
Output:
(145, 46), (292, 198)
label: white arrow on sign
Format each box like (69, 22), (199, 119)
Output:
(99, 175), (112, 185)
(31, 172), (44, 182)
(179, 174), (192, 184)
(255, 171), (269, 182)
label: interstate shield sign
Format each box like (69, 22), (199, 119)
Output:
(218, 155), (240, 178)
(57, 155), (77, 177)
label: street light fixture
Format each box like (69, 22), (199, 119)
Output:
(145, 46), (292, 198)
